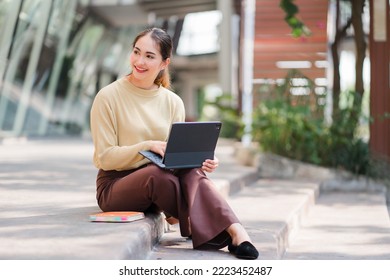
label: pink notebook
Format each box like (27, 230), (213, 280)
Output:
(89, 211), (145, 223)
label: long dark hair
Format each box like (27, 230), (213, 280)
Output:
(132, 27), (173, 89)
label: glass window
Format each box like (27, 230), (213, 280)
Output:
(176, 10), (221, 56)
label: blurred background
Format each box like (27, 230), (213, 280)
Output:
(0, 0), (389, 177)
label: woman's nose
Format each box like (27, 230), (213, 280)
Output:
(137, 56), (146, 65)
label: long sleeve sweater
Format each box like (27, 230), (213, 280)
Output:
(90, 77), (185, 171)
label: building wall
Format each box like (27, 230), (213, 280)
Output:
(0, 0), (236, 138)
(369, 0), (390, 160)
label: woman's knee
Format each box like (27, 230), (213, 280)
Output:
(145, 165), (179, 189)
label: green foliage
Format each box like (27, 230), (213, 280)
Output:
(252, 71), (375, 176)
(201, 93), (244, 140)
(279, 0), (311, 37)
(253, 98), (324, 164)
(209, 94), (244, 140)
(253, 71), (325, 165)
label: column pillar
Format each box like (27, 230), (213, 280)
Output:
(369, 0), (390, 160)
(217, 0), (233, 94)
(241, 0), (255, 146)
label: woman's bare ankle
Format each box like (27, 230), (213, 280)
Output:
(226, 223), (251, 246)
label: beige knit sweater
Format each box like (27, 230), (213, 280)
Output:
(90, 77), (185, 171)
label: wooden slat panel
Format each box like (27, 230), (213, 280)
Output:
(254, 69), (326, 79)
(254, 53), (327, 61)
(253, 0), (328, 81)
(254, 65), (327, 72)
(254, 46), (327, 54)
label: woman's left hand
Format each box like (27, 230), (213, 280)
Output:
(201, 156), (219, 173)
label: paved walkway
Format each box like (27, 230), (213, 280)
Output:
(0, 137), (389, 260)
(284, 191), (390, 259)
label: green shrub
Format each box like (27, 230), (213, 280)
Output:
(252, 71), (373, 175)
(253, 95), (326, 165)
(202, 93), (244, 140)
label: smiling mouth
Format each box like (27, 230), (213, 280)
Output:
(134, 66), (147, 73)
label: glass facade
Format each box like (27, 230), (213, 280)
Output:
(0, 0), (238, 138)
(0, 0), (143, 137)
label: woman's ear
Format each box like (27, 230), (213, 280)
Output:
(162, 57), (171, 69)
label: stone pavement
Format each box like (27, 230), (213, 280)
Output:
(283, 191), (390, 259)
(0, 137), (389, 260)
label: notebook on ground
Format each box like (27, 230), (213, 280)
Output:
(89, 211), (145, 223)
(139, 121), (222, 169)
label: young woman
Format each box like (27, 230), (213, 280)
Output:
(90, 27), (258, 260)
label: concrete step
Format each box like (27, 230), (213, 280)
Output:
(148, 179), (320, 260)
(0, 205), (164, 259)
(149, 179), (390, 260)
(283, 190), (390, 260)
(0, 138), (258, 259)
(2, 138), (389, 260)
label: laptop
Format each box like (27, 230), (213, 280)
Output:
(139, 121), (222, 169)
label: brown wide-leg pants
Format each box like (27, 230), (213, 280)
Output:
(96, 164), (240, 249)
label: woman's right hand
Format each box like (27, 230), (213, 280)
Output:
(150, 141), (167, 157)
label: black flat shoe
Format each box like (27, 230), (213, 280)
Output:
(197, 235), (232, 250)
(228, 241), (259, 260)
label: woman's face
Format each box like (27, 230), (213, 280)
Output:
(129, 33), (170, 85)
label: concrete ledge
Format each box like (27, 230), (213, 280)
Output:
(235, 179), (320, 260)
(257, 152), (388, 194)
(122, 213), (165, 259)
(148, 178), (320, 260)
(0, 204), (165, 259)
(0, 138), (260, 260)
(148, 146), (390, 260)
